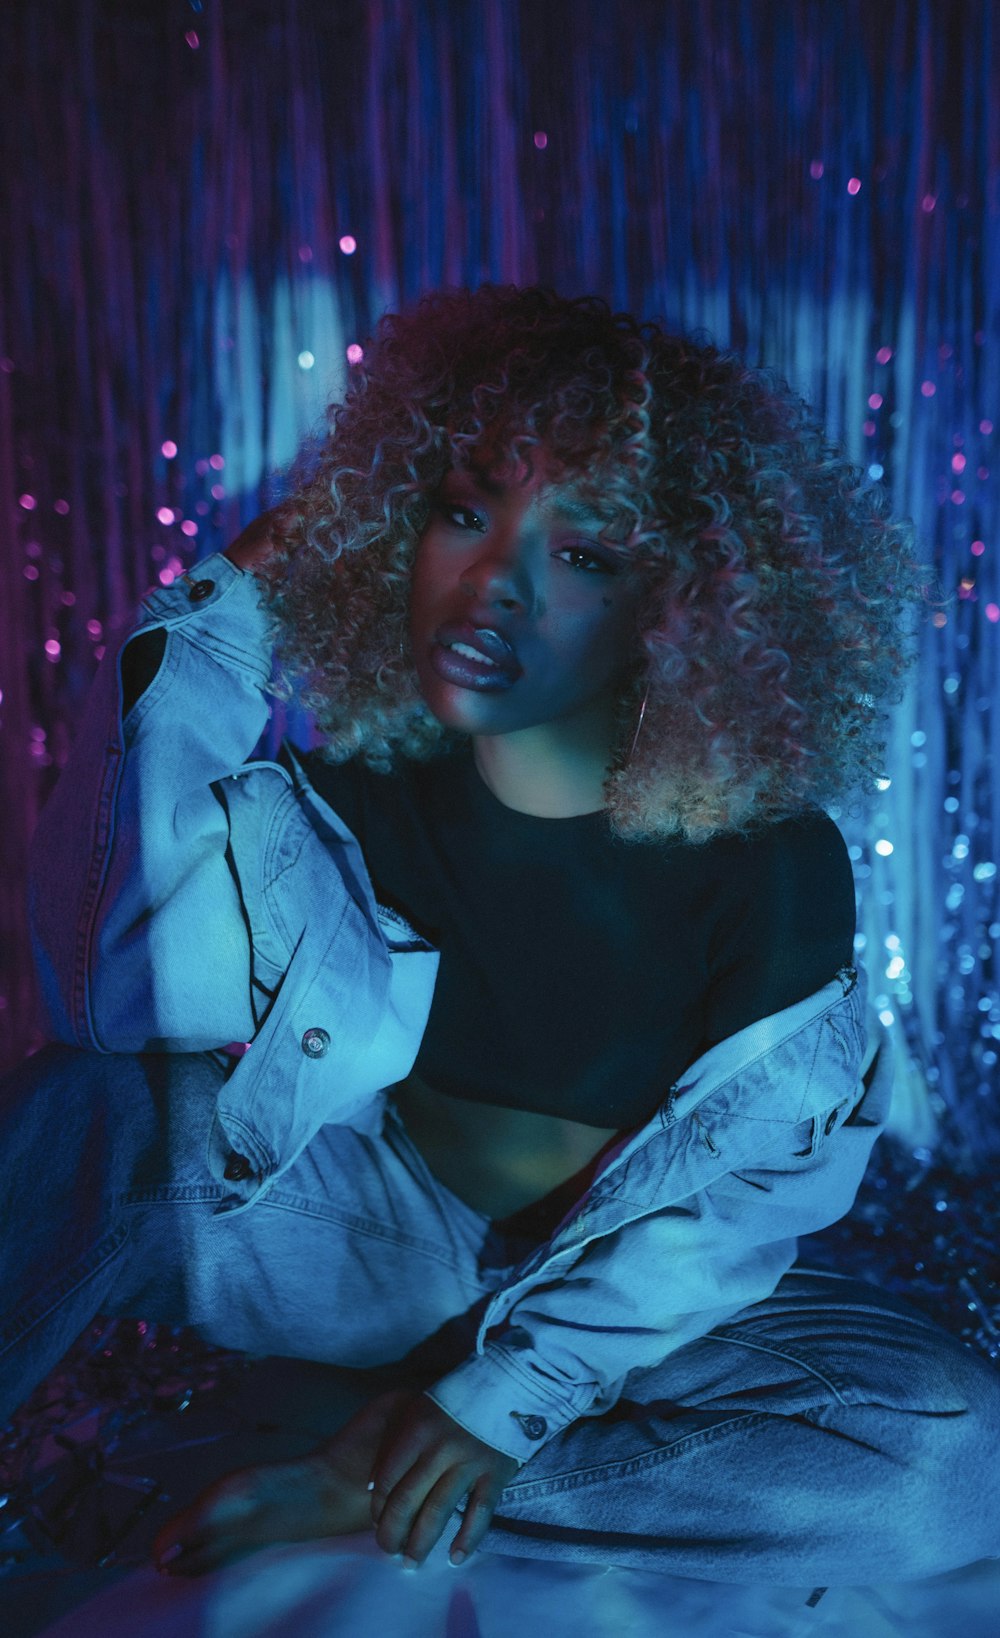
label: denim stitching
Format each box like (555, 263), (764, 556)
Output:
(259, 1196), (488, 1282)
(696, 987), (856, 1106)
(791, 1020), (824, 1123)
(703, 1331), (850, 1402)
(120, 1185), (226, 1205)
(476, 1342), (590, 1421)
(262, 795), (314, 951)
(502, 1409), (777, 1498)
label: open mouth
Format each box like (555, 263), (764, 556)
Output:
(429, 640), (520, 691)
(429, 619), (523, 689)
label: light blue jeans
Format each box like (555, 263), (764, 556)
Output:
(2, 1044), (999, 1586)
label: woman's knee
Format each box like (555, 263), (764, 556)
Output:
(855, 1348), (1000, 1574)
(924, 1348), (1000, 1550)
(0, 1045), (226, 1199)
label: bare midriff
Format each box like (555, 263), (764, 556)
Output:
(390, 1068), (625, 1225)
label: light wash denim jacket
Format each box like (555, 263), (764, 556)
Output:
(28, 552), (894, 1466)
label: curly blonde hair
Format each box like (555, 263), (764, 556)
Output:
(255, 282), (936, 845)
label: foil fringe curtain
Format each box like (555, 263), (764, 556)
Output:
(1, 0), (998, 1157)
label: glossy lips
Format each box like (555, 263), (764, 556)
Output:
(430, 621), (523, 690)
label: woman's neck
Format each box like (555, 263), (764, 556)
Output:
(471, 724), (612, 817)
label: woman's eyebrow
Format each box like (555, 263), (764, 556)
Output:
(548, 494), (609, 524)
(446, 468), (607, 523)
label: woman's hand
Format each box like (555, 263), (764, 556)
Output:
(368, 1390), (520, 1568)
(222, 505), (287, 573)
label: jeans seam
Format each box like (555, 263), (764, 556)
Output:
(503, 1408), (777, 1499)
(704, 1331), (850, 1404)
(258, 1196), (487, 1283)
(120, 1185), (226, 1206)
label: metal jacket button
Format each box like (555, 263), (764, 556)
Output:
(509, 1412), (547, 1440)
(187, 578), (215, 601)
(223, 1151), (253, 1182)
(301, 1027), (331, 1058)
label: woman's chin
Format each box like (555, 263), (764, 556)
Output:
(414, 674), (515, 731)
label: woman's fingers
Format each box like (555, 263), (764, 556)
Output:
(371, 1451), (437, 1551)
(370, 1451), (423, 1532)
(222, 505), (287, 572)
(397, 1465), (479, 1566)
(366, 1393), (518, 1566)
(446, 1478), (502, 1564)
(372, 1449), (480, 1564)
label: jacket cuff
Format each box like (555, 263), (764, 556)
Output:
(423, 1343), (594, 1465)
(136, 551), (271, 659)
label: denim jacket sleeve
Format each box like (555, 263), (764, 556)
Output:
(425, 970), (893, 1465)
(28, 553), (282, 1050)
(28, 551), (438, 1200)
(27, 551), (426, 1048)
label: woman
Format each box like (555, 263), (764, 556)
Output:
(12, 284), (1000, 1584)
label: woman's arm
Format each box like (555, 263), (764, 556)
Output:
(119, 509), (283, 716)
(28, 532), (285, 1051)
(423, 999), (890, 1464)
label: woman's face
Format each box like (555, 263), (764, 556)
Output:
(408, 450), (648, 743)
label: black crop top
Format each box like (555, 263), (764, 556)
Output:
(295, 740), (856, 1130)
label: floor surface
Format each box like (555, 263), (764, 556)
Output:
(2, 1349), (998, 1638)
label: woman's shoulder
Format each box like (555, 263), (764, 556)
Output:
(710, 802), (850, 867)
(704, 805), (856, 1030)
(723, 804), (854, 921)
(725, 799), (853, 907)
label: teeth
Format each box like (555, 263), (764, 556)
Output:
(447, 641), (499, 667)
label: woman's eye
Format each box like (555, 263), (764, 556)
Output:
(435, 504), (615, 574)
(438, 502), (485, 531)
(557, 546), (617, 575)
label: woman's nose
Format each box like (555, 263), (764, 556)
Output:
(461, 541), (533, 610)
